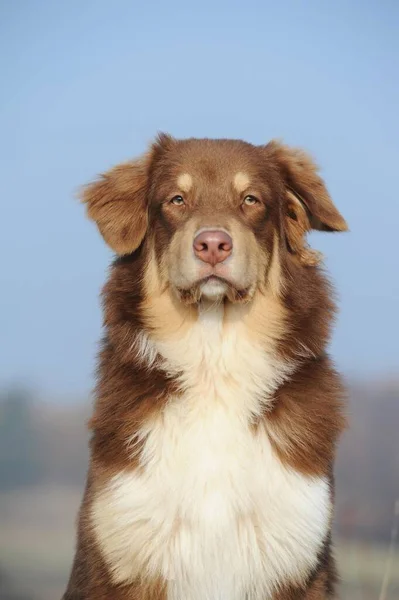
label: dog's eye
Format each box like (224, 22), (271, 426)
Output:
(170, 195), (185, 206)
(243, 195), (259, 206)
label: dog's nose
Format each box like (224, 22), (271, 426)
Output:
(193, 230), (233, 266)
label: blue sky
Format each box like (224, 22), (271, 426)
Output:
(1, 1), (398, 398)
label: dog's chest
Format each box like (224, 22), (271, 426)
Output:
(92, 311), (331, 599)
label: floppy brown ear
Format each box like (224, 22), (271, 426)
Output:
(81, 155), (150, 255)
(265, 141), (348, 265)
(81, 133), (176, 254)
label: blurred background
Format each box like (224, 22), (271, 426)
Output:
(1, 1), (398, 599)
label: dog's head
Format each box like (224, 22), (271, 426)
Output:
(82, 134), (347, 305)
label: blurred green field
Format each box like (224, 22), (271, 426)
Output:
(0, 484), (398, 600)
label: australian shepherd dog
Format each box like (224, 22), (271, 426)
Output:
(63, 134), (347, 600)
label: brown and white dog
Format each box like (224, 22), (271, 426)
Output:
(63, 134), (347, 600)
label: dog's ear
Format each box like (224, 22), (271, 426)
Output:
(265, 141), (348, 265)
(81, 133), (175, 255)
(81, 155), (150, 255)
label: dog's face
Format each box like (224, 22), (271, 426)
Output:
(83, 135), (347, 304)
(149, 138), (280, 304)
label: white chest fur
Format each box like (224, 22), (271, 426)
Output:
(92, 305), (331, 600)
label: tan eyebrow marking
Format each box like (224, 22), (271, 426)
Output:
(177, 173), (193, 193)
(233, 172), (250, 193)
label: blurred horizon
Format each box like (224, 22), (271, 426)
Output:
(1, 0), (398, 398)
(1, 381), (398, 599)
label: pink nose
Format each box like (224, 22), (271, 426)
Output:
(193, 230), (233, 266)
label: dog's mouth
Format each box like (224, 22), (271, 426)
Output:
(200, 274), (230, 286)
(177, 275), (252, 305)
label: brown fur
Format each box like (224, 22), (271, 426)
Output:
(64, 134), (347, 599)
(267, 357), (346, 476)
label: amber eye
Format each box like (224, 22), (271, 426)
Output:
(170, 195), (185, 206)
(243, 195), (259, 206)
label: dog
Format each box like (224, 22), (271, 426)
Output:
(63, 134), (347, 600)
